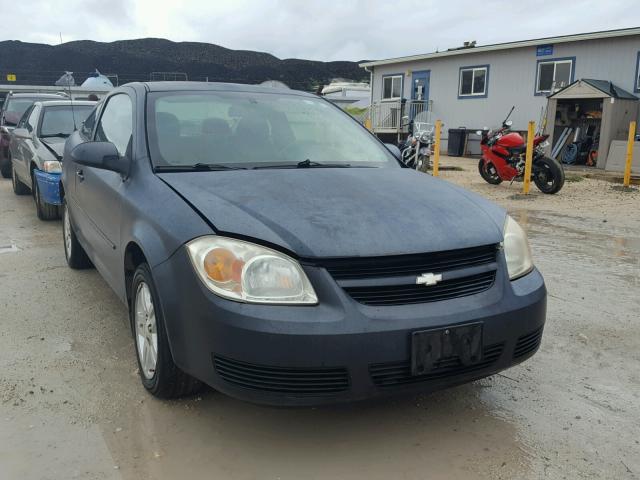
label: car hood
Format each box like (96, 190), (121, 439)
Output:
(158, 168), (506, 258)
(40, 138), (65, 159)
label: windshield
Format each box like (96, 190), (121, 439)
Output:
(3, 98), (38, 126)
(146, 91), (397, 169)
(39, 105), (94, 137)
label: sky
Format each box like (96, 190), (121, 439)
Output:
(0, 0), (638, 62)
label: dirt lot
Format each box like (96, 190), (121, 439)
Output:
(1, 158), (639, 480)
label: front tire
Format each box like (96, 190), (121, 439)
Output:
(478, 159), (503, 185)
(533, 156), (565, 194)
(34, 176), (60, 220)
(62, 199), (92, 269)
(131, 264), (202, 398)
(416, 155), (431, 173)
(11, 161), (30, 195)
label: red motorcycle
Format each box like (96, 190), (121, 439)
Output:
(477, 107), (565, 194)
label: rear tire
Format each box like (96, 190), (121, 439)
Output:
(131, 263), (202, 398)
(34, 176), (60, 220)
(0, 154), (11, 179)
(11, 162), (30, 195)
(62, 199), (92, 269)
(478, 159), (502, 185)
(533, 156), (565, 194)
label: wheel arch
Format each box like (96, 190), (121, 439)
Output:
(124, 241), (149, 308)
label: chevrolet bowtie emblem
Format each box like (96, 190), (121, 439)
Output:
(416, 273), (442, 286)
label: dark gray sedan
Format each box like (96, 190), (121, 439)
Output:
(61, 82), (546, 405)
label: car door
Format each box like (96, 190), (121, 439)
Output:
(75, 93), (133, 290)
(66, 104), (101, 202)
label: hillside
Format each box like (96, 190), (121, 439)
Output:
(0, 38), (368, 90)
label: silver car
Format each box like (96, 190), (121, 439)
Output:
(10, 100), (95, 220)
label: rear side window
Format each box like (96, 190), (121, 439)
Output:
(95, 94), (133, 156)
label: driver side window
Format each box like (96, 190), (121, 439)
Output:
(17, 105), (34, 130)
(26, 106), (39, 133)
(95, 94), (133, 157)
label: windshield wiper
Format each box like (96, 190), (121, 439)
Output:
(40, 133), (70, 138)
(253, 159), (353, 169)
(155, 163), (247, 172)
(192, 163), (246, 170)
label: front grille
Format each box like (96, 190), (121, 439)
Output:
(369, 343), (504, 387)
(513, 326), (544, 359)
(213, 355), (349, 395)
(344, 271), (496, 306)
(321, 244), (498, 280)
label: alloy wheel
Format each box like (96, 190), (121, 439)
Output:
(135, 282), (158, 380)
(63, 204), (72, 257)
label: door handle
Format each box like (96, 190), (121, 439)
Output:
(76, 169), (84, 181)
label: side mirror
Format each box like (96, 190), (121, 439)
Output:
(384, 143), (402, 160)
(71, 142), (128, 174)
(12, 128), (31, 139)
(475, 130), (483, 136)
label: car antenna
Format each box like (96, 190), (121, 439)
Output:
(59, 33), (77, 130)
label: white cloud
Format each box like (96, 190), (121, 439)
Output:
(0, 0), (638, 61)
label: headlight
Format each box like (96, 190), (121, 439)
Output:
(186, 236), (318, 305)
(42, 161), (62, 173)
(539, 140), (550, 148)
(503, 216), (533, 280)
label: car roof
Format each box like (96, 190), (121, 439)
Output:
(7, 93), (68, 99)
(127, 81), (313, 97)
(34, 100), (97, 107)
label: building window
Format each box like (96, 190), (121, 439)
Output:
(382, 75), (403, 100)
(458, 66), (488, 98)
(536, 58), (574, 94)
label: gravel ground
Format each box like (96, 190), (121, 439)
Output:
(0, 161), (638, 480)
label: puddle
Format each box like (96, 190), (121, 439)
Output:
(96, 384), (531, 480)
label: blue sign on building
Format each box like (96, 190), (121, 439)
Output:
(536, 44), (554, 56)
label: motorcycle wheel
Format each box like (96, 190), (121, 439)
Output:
(533, 156), (565, 194)
(416, 155), (431, 173)
(478, 159), (502, 185)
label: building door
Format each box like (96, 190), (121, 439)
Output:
(411, 71), (430, 123)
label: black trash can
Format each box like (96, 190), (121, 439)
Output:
(447, 128), (467, 156)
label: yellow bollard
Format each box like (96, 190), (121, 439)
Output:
(433, 120), (442, 176)
(623, 121), (636, 187)
(364, 118), (372, 131)
(523, 121), (535, 194)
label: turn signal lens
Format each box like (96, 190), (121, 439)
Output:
(203, 248), (244, 283)
(186, 236), (318, 304)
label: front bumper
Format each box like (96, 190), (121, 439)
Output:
(33, 170), (62, 205)
(153, 247), (546, 406)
